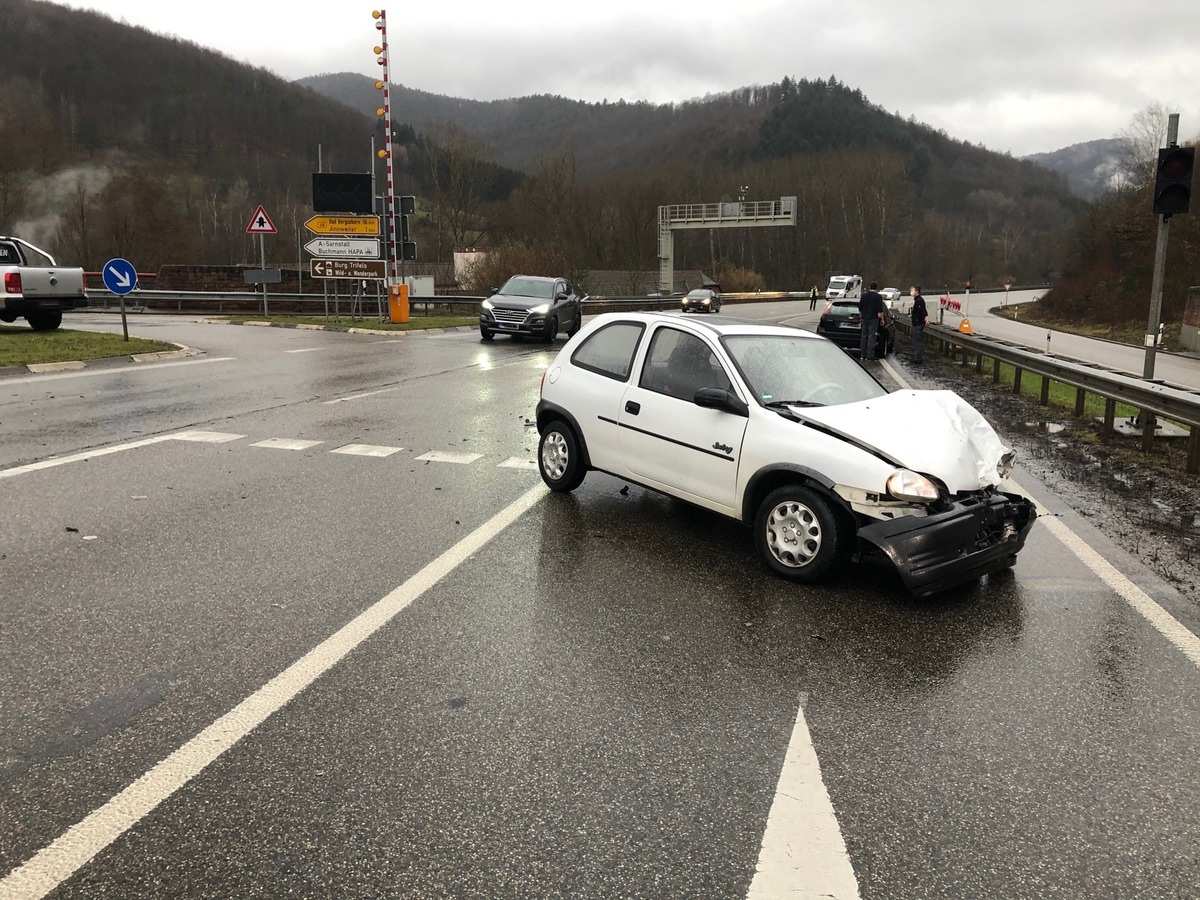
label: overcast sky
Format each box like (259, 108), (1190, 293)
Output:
(61, 0), (1200, 157)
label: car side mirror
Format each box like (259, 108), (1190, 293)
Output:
(556, 291), (568, 301)
(488, 287), (498, 296)
(694, 387), (749, 417)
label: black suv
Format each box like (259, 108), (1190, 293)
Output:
(816, 300), (896, 358)
(480, 275), (583, 342)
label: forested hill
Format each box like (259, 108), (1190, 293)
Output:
(302, 71), (1075, 216)
(297, 72), (768, 179)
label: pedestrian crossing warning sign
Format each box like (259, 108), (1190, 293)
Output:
(245, 205), (278, 234)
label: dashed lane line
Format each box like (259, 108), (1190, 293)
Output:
(250, 438), (325, 451)
(330, 444), (404, 458)
(415, 450), (483, 465)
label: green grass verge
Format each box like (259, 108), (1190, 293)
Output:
(223, 314), (477, 330)
(0, 327), (176, 367)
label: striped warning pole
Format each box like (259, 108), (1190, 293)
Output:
(371, 10), (407, 321)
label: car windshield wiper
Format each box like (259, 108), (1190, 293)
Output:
(764, 399), (822, 409)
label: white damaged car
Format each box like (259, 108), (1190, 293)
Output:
(535, 312), (1036, 597)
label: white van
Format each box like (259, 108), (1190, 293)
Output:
(826, 275), (862, 299)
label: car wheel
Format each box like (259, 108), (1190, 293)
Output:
(479, 326), (494, 341)
(542, 315), (557, 343)
(538, 420), (586, 492)
(754, 485), (845, 582)
(27, 311), (63, 331)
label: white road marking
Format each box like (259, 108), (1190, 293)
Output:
(498, 457), (538, 470)
(0, 357), (234, 385)
(250, 438), (324, 451)
(1036, 512), (1200, 669)
(169, 431), (244, 444)
(0, 435), (176, 480)
(415, 450), (483, 465)
(284, 348), (322, 354)
(322, 387), (399, 404)
(330, 443), (404, 458)
(0, 483), (549, 899)
(747, 702), (861, 899)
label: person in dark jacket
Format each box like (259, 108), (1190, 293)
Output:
(910, 285), (928, 363)
(809, 286), (819, 310)
(858, 281), (886, 360)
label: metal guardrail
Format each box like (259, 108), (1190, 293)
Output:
(918, 321), (1200, 472)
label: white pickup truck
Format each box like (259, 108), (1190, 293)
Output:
(0, 236), (88, 331)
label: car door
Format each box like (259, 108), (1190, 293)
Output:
(617, 325), (748, 513)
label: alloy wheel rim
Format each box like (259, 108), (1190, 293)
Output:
(766, 500), (821, 568)
(541, 432), (569, 480)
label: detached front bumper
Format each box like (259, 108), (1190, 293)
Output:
(858, 491), (1036, 598)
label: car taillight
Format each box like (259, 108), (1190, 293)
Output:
(4, 272), (21, 294)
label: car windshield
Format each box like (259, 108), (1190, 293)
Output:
(723, 334), (886, 407)
(828, 279), (848, 289)
(498, 277), (554, 300)
(686, 290), (710, 299)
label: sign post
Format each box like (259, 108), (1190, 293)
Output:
(246, 205), (278, 316)
(101, 257), (137, 341)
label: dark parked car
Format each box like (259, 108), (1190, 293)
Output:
(479, 275), (583, 342)
(815, 300), (896, 358)
(680, 288), (721, 313)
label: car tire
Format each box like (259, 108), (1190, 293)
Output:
(538, 420), (586, 492)
(754, 485), (846, 582)
(479, 326), (494, 341)
(542, 315), (557, 343)
(27, 311), (63, 331)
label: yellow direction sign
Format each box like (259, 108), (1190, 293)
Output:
(304, 215), (380, 236)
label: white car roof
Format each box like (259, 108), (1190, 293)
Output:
(585, 311), (825, 340)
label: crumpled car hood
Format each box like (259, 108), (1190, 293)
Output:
(790, 390), (1012, 493)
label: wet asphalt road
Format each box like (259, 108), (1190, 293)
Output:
(1, 312), (1198, 898)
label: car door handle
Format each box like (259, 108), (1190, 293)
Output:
(625, 401), (640, 415)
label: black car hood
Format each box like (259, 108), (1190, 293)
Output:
(490, 296), (550, 310)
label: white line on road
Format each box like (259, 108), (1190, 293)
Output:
(250, 438), (324, 451)
(322, 387), (399, 404)
(0, 483), (550, 900)
(0, 357), (234, 385)
(747, 702), (861, 899)
(330, 443), (404, 458)
(284, 348), (322, 354)
(416, 450), (483, 464)
(0, 435), (178, 480)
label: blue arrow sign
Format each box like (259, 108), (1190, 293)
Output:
(102, 258), (137, 295)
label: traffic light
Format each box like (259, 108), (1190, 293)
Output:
(1152, 146), (1194, 218)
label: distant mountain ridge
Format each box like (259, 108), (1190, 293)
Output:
(1022, 138), (1125, 198)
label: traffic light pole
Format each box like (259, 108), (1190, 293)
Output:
(1142, 113), (1179, 383)
(1138, 113), (1180, 451)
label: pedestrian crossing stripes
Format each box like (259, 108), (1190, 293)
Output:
(162, 431), (535, 470)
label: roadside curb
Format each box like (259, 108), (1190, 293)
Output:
(203, 318), (475, 336)
(0, 344), (200, 377)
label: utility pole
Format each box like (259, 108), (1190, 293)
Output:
(1142, 113), (1180, 383)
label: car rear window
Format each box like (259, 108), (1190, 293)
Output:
(571, 322), (645, 381)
